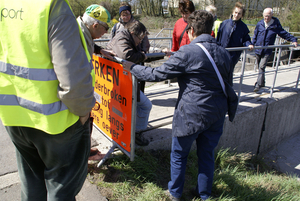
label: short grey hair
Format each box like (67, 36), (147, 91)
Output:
(263, 8), (273, 15)
(205, 5), (217, 16)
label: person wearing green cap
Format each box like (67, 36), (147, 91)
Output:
(77, 4), (116, 160)
(77, 4), (116, 60)
(1, 0), (96, 200)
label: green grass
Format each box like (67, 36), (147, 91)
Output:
(87, 148), (300, 201)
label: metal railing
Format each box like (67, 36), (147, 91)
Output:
(95, 38), (300, 101)
(149, 28), (173, 51)
(101, 43), (300, 138)
(94, 36), (173, 52)
(227, 44), (300, 100)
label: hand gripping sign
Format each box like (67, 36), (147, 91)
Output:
(91, 55), (137, 167)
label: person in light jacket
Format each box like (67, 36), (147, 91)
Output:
(122, 10), (234, 201)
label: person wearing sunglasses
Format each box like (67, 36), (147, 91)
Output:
(122, 10), (235, 200)
(77, 5), (116, 160)
(77, 4), (115, 61)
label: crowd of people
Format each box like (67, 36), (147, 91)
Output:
(0, 0), (298, 200)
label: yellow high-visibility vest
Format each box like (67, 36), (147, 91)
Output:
(0, 0), (91, 134)
(214, 19), (222, 38)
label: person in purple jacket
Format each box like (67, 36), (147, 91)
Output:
(252, 8), (298, 92)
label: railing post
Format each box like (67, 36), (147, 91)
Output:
(272, 47), (278, 69)
(296, 69), (300, 89)
(254, 59), (257, 72)
(130, 75), (137, 161)
(288, 47), (293, 66)
(169, 29), (171, 50)
(270, 47), (282, 98)
(237, 50), (247, 103)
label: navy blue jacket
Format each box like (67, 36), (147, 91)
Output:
(130, 34), (233, 137)
(252, 17), (297, 55)
(217, 18), (252, 66)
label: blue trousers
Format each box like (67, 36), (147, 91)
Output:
(168, 117), (225, 200)
(136, 91), (152, 132)
(5, 119), (90, 201)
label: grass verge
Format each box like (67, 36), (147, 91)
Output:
(87, 148), (300, 201)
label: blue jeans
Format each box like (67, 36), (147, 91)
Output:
(168, 117), (225, 200)
(136, 91), (152, 132)
(6, 119), (91, 201)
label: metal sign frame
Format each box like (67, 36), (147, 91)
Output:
(91, 55), (137, 167)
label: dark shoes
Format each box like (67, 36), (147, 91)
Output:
(253, 85), (260, 92)
(190, 188), (212, 200)
(135, 132), (149, 146)
(165, 190), (180, 201)
(190, 188), (201, 198)
(253, 82), (265, 92)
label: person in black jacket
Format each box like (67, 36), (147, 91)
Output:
(216, 2), (253, 68)
(123, 10), (234, 201)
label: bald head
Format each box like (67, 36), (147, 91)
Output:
(263, 8), (273, 23)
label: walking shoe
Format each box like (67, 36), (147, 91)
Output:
(164, 190), (181, 201)
(253, 85), (260, 92)
(190, 188), (212, 200)
(135, 132), (149, 146)
(190, 188), (199, 197)
(253, 82), (261, 92)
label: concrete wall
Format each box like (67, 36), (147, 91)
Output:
(258, 90), (300, 154)
(138, 86), (300, 156)
(217, 89), (300, 155)
(217, 99), (267, 154)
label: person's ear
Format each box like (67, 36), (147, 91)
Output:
(190, 27), (195, 36)
(93, 23), (98, 29)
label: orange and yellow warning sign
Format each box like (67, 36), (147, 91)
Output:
(91, 55), (133, 153)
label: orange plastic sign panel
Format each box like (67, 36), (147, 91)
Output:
(91, 55), (133, 153)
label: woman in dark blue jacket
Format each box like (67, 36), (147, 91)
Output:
(217, 2), (253, 67)
(123, 10), (234, 200)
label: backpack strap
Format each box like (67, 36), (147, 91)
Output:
(178, 24), (189, 47)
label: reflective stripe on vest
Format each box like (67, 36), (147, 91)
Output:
(0, 0), (90, 134)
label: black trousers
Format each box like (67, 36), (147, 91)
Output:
(6, 119), (91, 201)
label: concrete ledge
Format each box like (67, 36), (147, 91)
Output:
(217, 88), (300, 155)
(217, 99), (267, 153)
(258, 90), (300, 154)
(142, 88), (300, 156)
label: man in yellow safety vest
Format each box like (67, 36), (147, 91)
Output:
(0, 0), (95, 200)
